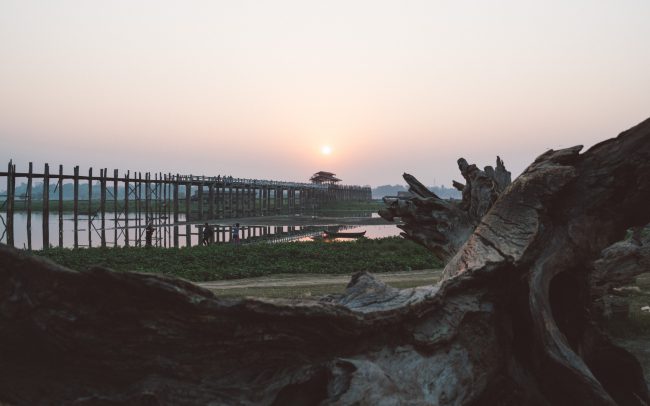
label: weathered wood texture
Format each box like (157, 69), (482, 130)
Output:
(1, 119), (649, 405)
(379, 156), (511, 260)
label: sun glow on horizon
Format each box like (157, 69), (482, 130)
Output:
(321, 145), (332, 156)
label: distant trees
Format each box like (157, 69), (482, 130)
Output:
(372, 184), (460, 200)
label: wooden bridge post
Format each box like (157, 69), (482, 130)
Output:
(113, 169), (118, 246)
(286, 188), (291, 212)
(297, 189), (302, 211)
(43, 163), (50, 249)
(173, 174), (179, 248)
(134, 172), (139, 246)
(237, 185), (247, 217)
(243, 186), (248, 216)
(5, 161), (15, 247)
(144, 172), (150, 225)
(153, 173), (158, 246)
(214, 182), (222, 218)
(228, 183), (235, 217)
(276, 188), (280, 212)
(124, 171), (130, 247)
(27, 162), (33, 250)
(280, 187), (289, 213)
(100, 168), (106, 247)
(208, 182), (215, 219)
(185, 179), (191, 247)
(240, 186), (245, 217)
(58, 164), (63, 248)
(87, 167), (92, 248)
(235, 185), (240, 217)
(198, 179), (204, 220)
(276, 187), (280, 212)
(73, 166), (78, 248)
(245, 186), (249, 216)
(247, 186), (252, 216)
(160, 173), (169, 248)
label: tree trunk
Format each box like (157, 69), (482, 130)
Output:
(379, 155), (511, 260)
(1, 118), (649, 405)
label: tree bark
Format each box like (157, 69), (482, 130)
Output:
(379, 156), (511, 260)
(1, 118), (649, 405)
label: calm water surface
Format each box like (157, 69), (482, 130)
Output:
(1, 212), (400, 250)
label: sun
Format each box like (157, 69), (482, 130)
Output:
(321, 145), (332, 155)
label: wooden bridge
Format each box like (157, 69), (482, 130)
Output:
(0, 160), (371, 249)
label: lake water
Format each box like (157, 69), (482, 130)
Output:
(0, 212), (401, 250)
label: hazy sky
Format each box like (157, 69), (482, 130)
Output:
(1, 0), (649, 187)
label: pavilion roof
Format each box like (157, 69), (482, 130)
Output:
(310, 171), (341, 183)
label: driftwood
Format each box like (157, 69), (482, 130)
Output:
(1, 118), (650, 405)
(379, 156), (511, 260)
(591, 227), (650, 320)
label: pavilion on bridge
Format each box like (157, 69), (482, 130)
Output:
(309, 171), (341, 185)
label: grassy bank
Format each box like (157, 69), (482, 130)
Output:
(34, 237), (442, 282)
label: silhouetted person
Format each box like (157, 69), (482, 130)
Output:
(201, 222), (214, 246)
(231, 223), (240, 245)
(145, 222), (154, 247)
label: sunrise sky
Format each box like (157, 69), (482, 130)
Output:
(1, 0), (649, 187)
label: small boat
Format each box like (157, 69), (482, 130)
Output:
(322, 230), (367, 239)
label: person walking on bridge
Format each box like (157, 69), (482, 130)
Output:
(231, 223), (241, 245)
(201, 222), (214, 246)
(145, 221), (154, 247)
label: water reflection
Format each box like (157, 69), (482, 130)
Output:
(1, 212), (400, 249)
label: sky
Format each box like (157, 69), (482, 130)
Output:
(1, 0), (649, 188)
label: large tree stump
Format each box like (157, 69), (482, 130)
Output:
(1, 118), (650, 405)
(379, 155), (511, 260)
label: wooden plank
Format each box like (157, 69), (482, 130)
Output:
(73, 166), (78, 248)
(27, 162), (33, 250)
(58, 165), (63, 248)
(43, 163), (49, 249)
(6, 161), (14, 247)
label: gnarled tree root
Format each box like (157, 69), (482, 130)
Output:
(1, 118), (650, 405)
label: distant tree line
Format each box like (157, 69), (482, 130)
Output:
(372, 184), (460, 200)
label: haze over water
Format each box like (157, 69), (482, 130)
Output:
(1, 1), (649, 187)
